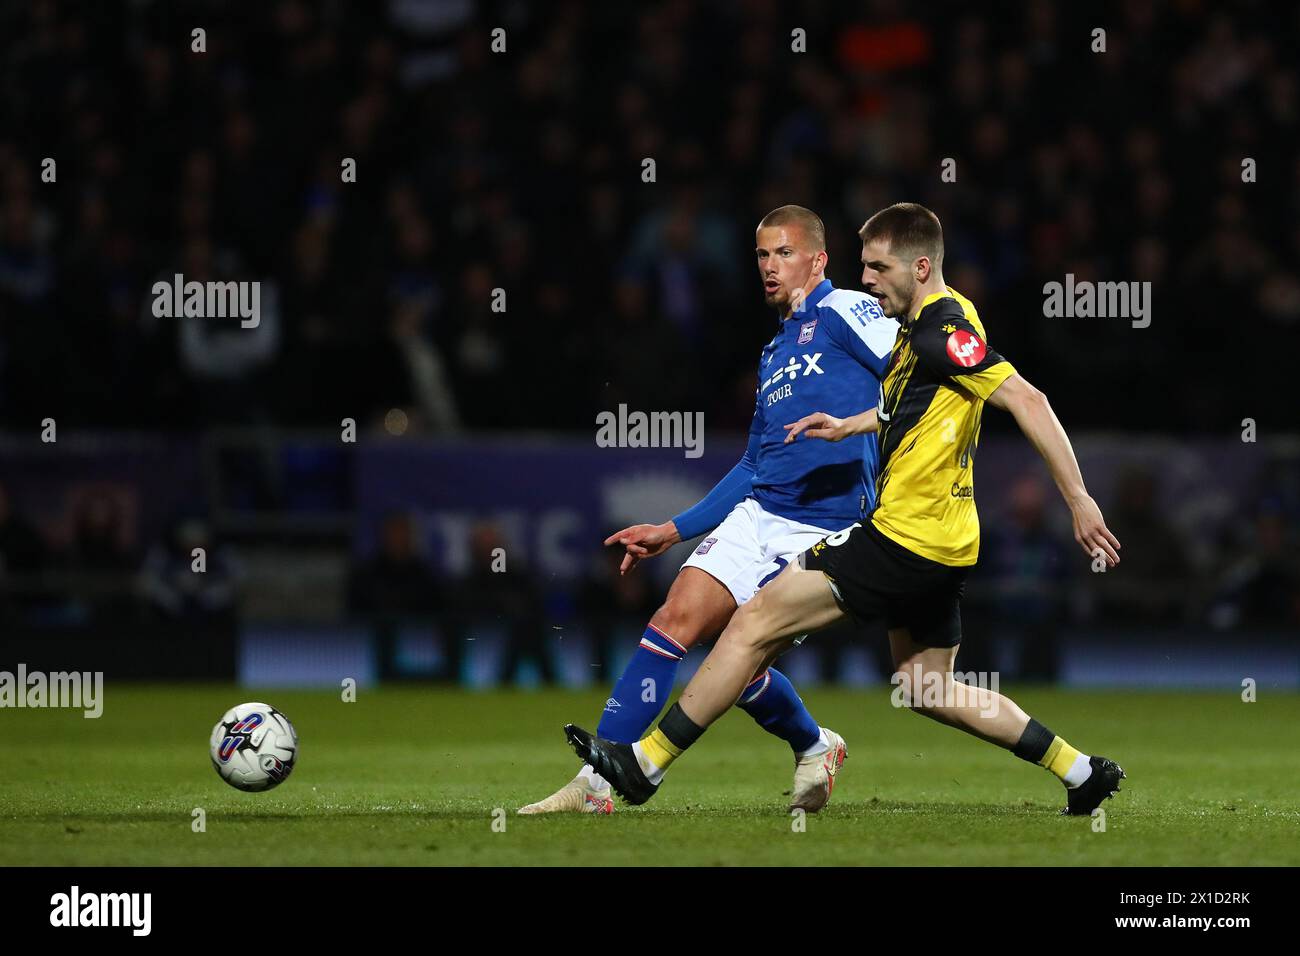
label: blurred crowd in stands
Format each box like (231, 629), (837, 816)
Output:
(0, 479), (242, 625)
(1, 1), (1297, 682)
(2, 0), (1298, 434)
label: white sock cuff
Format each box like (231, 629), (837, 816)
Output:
(1063, 752), (1093, 788)
(578, 764), (609, 791)
(796, 727), (831, 759)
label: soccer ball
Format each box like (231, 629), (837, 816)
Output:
(209, 702), (299, 792)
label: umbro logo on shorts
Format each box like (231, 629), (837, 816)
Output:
(695, 537), (718, 555)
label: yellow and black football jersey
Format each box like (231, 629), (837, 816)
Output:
(871, 287), (1016, 566)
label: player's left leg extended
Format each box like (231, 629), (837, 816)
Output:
(887, 628), (1125, 816)
(522, 554), (830, 814)
(566, 560), (845, 805)
(579, 501), (844, 808)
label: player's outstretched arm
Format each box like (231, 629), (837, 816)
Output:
(603, 521), (681, 575)
(782, 408), (879, 443)
(985, 373), (1121, 566)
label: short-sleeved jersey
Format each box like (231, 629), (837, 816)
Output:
(871, 287), (1016, 566)
(749, 279), (898, 529)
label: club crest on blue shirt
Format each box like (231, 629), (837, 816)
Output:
(797, 319), (817, 345)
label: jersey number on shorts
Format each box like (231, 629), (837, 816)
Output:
(823, 523), (861, 547)
(757, 556), (788, 589)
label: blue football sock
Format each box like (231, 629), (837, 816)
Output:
(737, 667), (821, 753)
(596, 624), (685, 744)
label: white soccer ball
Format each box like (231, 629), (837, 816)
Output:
(209, 702), (299, 792)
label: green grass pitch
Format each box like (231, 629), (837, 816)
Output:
(1, 684), (1297, 866)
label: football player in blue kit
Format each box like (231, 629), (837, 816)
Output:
(519, 205), (897, 814)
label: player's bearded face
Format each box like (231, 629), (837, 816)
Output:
(860, 241), (914, 318)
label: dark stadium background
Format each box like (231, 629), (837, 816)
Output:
(0, 0), (1296, 692)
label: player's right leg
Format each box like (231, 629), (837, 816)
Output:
(748, 639), (849, 813)
(523, 500), (835, 813)
(567, 559), (846, 805)
(517, 566), (734, 814)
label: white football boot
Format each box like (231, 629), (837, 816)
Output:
(789, 729), (847, 813)
(517, 772), (614, 815)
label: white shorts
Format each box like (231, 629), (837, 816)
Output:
(680, 498), (835, 607)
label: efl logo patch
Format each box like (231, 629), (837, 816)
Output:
(230, 713), (265, 735)
(797, 320), (817, 345)
(216, 736), (242, 762)
(946, 329), (987, 367)
(695, 536), (718, 555)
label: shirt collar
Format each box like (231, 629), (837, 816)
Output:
(908, 287), (956, 325)
(796, 278), (833, 315)
(780, 278), (833, 328)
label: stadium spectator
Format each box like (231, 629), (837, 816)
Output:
(577, 544), (660, 677)
(0, 481), (48, 618)
(66, 490), (135, 573)
(1088, 468), (1192, 625)
(139, 518), (241, 623)
(451, 521), (550, 685)
(57, 488), (138, 623)
(348, 511), (440, 618)
(349, 510), (443, 679)
(1211, 505), (1300, 628)
(371, 299), (460, 435)
(970, 476), (1069, 680)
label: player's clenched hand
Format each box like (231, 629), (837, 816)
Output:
(783, 412), (848, 443)
(603, 521), (682, 575)
(1069, 495), (1121, 566)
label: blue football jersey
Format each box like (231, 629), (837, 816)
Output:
(671, 279), (897, 540)
(749, 279), (897, 529)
